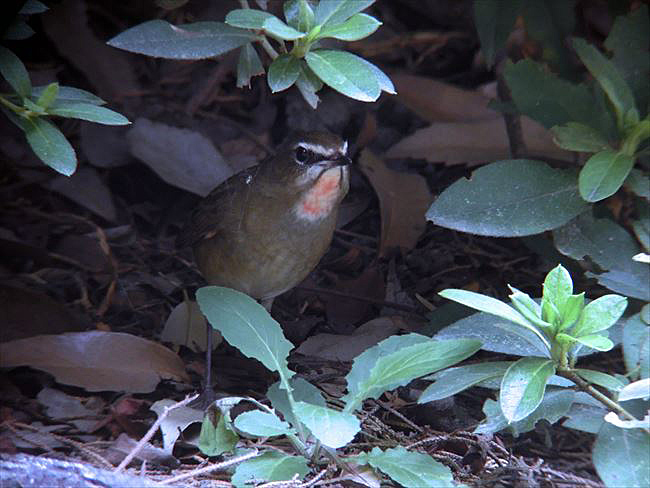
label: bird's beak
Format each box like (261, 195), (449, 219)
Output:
(318, 154), (351, 168)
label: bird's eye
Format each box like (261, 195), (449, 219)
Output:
(295, 146), (311, 164)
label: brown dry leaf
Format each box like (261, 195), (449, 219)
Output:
(358, 149), (431, 256)
(295, 317), (401, 361)
(47, 167), (117, 222)
(127, 118), (235, 197)
(160, 301), (222, 352)
(0, 331), (189, 393)
(386, 116), (572, 165)
(392, 73), (496, 122)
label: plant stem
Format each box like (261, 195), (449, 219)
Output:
(0, 94), (27, 115)
(258, 36), (279, 59)
(558, 368), (650, 433)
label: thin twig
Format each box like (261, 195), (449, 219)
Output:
(160, 449), (260, 485)
(114, 393), (199, 473)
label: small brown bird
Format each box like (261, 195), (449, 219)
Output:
(177, 132), (350, 396)
(178, 131), (350, 303)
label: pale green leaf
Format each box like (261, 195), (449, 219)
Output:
(293, 402), (359, 448)
(237, 43), (264, 88)
(267, 54), (301, 92)
(48, 103), (130, 125)
(196, 287), (295, 384)
(231, 451), (309, 488)
(316, 13), (380, 41)
(579, 150), (635, 202)
(314, 0), (374, 27)
(356, 446), (455, 488)
(107, 20), (255, 59)
(0, 46), (31, 97)
(234, 410), (295, 437)
(305, 49), (379, 102)
(22, 117), (76, 176)
(500, 357), (555, 422)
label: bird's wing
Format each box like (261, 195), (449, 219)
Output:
(176, 166), (259, 248)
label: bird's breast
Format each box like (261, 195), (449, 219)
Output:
(293, 166), (348, 222)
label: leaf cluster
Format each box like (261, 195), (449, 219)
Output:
(195, 286), (480, 486)
(0, 2), (130, 176)
(108, 0), (394, 108)
(434, 264), (649, 487)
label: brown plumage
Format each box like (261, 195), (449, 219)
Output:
(178, 131), (350, 301)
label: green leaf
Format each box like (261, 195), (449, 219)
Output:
(618, 378), (650, 401)
(358, 57), (395, 94)
(508, 287), (551, 331)
(419, 361), (512, 403)
(553, 213), (643, 272)
(231, 451), (309, 488)
(356, 446), (455, 488)
(4, 20), (35, 40)
(579, 150), (635, 202)
(196, 287), (295, 383)
(623, 313), (650, 380)
(237, 43), (264, 88)
(575, 368), (625, 392)
(441, 289), (529, 328)
(0, 46), (31, 97)
(550, 122), (611, 152)
(473, 0), (523, 68)
(267, 377), (325, 431)
(521, 0), (576, 78)
(590, 268), (650, 302)
(572, 37), (637, 130)
(20, 0), (49, 14)
(426, 159), (588, 237)
(593, 422), (650, 488)
(198, 408), (239, 456)
(23, 97), (46, 115)
(267, 54), (301, 92)
(604, 5), (649, 115)
(234, 410), (295, 437)
(477, 389), (575, 435)
(293, 402), (359, 448)
(225, 8), (274, 29)
(573, 294), (627, 337)
(625, 170), (650, 200)
(22, 117), (76, 176)
(504, 59), (596, 129)
(295, 62), (322, 108)
(32, 85), (106, 105)
(316, 13), (381, 41)
(435, 311), (551, 357)
(559, 293), (585, 331)
(314, 0), (374, 27)
(572, 334), (614, 351)
(541, 264), (573, 321)
(500, 357), (555, 422)
(284, 0), (315, 32)
(35, 82), (59, 110)
(107, 20), (255, 59)
(263, 17), (305, 40)
(305, 49), (380, 102)
(48, 103), (130, 125)
(343, 334), (482, 411)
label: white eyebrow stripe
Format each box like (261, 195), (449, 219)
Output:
(341, 140), (348, 154)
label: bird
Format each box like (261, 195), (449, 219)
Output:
(177, 131), (350, 396)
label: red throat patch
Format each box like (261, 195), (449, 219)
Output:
(296, 168), (342, 221)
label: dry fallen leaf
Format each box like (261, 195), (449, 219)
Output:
(161, 301), (222, 352)
(0, 331), (189, 393)
(392, 73), (496, 123)
(387, 116), (572, 165)
(47, 167), (117, 222)
(127, 118), (234, 196)
(388, 73), (573, 165)
(295, 317), (401, 361)
(358, 149), (431, 256)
